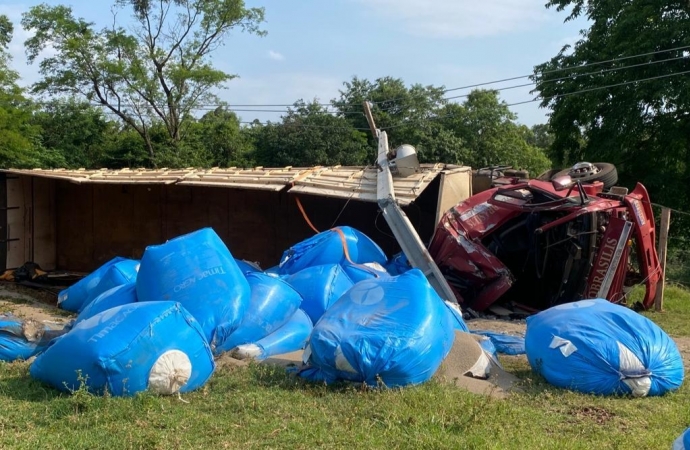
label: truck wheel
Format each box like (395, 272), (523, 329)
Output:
(536, 169), (560, 181)
(552, 162), (618, 188)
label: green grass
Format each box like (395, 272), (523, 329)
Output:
(0, 287), (688, 449)
(638, 284), (690, 337)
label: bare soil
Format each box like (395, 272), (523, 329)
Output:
(0, 285), (73, 325)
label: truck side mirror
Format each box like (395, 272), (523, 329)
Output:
(552, 175), (573, 191)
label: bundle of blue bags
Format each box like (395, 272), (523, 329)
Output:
(6, 224), (685, 400)
(13, 226), (469, 397)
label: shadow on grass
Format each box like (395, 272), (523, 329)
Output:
(0, 372), (65, 403)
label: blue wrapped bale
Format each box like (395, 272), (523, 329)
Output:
(385, 252), (411, 276)
(58, 257), (139, 312)
(136, 228), (250, 342)
(444, 301), (470, 332)
(285, 264), (354, 325)
(471, 331), (525, 355)
(214, 272), (302, 354)
(75, 283), (138, 325)
(673, 428), (690, 450)
(303, 269), (455, 387)
(525, 299), (684, 397)
(0, 316), (67, 362)
(233, 309), (313, 361)
(277, 227), (387, 276)
(30, 302), (215, 396)
(235, 259), (261, 275)
(341, 261), (389, 284)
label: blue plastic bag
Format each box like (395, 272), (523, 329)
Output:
(673, 427), (690, 450)
(75, 283), (137, 325)
(341, 261), (389, 284)
(136, 228), (251, 342)
(277, 227), (387, 275)
(385, 252), (411, 276)
(525, 299), (684, 397)
(234, 309), (313, 361)
(444, 301), (470, 332)
(0, 316), (60, 362)
(213, 272), (302, 354)
(30, 301), (215, 396)
(285, 264), (354, 325)
(79, 259), (140, 312)
(235, 259), (261, 274)
(303, 269), (455, 387)
(472, 330), (525, 355)
(58, 257), (138, 312)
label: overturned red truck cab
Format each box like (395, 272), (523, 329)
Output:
(429, 170), (660, 314)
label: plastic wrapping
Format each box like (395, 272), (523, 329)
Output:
(58, 257), (138, 312)
(673, 428), (690, 450)
(444, 301), (470, 332)
(525, 299), (684, 397)
(385, 252), (411, 276)
(136, 228), (250, 342)
(75, 283), (138, 325)
(277, 227), (387, 275)
(213, 272), (302, 354)
(0, 316), (65, 362)
(471, 330), (525, 355)
(233, 309), (313, 361)
(285, 264), (354, 324)
(30, 302), (215, 396)
(303, 269), (455, 387)
(235, 259), (261, 274)
(341, 261), (389, 284)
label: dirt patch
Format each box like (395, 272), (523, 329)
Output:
(215, 353), (249, 371)
(568, 406), (616, 425)
(434, 331), (522, 398)
(0, 285), (73, 325)
(466, 318), (526, 336)
(672, 336), (690, 369)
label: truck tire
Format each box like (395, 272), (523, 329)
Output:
(552, 162), (618, 189)
(536, 169), (560, 181)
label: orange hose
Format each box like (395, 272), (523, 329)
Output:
(294, 196), (320, 234)
(293, 194), (379, 278)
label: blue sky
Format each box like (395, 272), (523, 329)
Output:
(1, 0), (588, 126)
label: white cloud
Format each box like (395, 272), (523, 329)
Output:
(355, 0), (550, 38)
(267, 50), (285, 61)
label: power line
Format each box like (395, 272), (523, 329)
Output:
(443, 55), (689, 101)
(507, 68), (690, 107)
(380, 69), (690, 129)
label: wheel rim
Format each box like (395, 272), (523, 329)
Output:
(568, 162), (600, 179)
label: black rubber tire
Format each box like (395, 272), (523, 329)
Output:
(552, 162), (618, 189)
(504, 169), (529, 178)
(536, 169), (561, 181)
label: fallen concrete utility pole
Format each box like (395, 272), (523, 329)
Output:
(364, 102), (459, 304)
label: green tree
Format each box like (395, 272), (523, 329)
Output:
(22, 1), (265, 165)
(439, 91), (552, 174)
(333, 76), (451, 159)
(0, 15), (50, 168)
(533, 0), (690, 234)
(252, 101), (369, 167)
(187, 107), (254, 167)
(32, 99), (113, 168)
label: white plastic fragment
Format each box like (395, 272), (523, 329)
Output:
(148, 350), (192, 395)
(233, 343), (263, 360)
(618, 341), (652, 397)
(466, 349), (491, 379)
(549, 336), (578, 357)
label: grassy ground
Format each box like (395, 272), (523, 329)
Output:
(0, 288), (688, 449)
